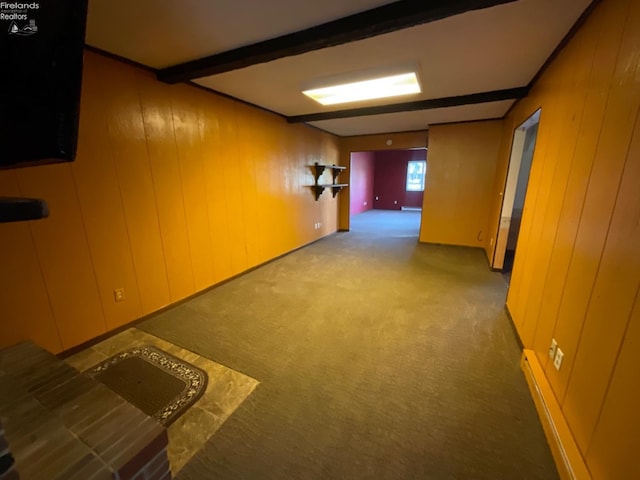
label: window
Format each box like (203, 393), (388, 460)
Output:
(406, 161), (426, 191)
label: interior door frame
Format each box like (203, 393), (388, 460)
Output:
(491, 109), (541, 270)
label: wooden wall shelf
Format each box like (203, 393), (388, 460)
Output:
(311, 163), (348, 201)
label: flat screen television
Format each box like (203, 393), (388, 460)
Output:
(0, 0), (88, 168)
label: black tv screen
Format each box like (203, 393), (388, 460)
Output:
(0, 0), (88, 168)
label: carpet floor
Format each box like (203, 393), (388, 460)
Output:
(139, 210), (558, 480)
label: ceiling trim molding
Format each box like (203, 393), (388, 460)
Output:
(527, 0), (601, 89)
(185, 81), (286, 119)
(84, 45), (287, 120)
(85, 44), (157, 73)
(286, 87), (529, 123)
(505, 0), (600, 119)
(157, 0), (517, 84)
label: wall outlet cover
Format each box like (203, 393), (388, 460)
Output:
(114, 288), (125, 302)
(553, 348), (564, 370)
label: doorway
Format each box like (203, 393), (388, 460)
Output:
(349, 148), (427, 237)
(492, 109), (540, 283)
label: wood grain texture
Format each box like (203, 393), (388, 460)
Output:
(136, 69), (196, 302)
(419, 121), (502, 248)
(97, 55), (172, 315)
(171, 85), (215, 292)
(497, 0), (640, 474)
(73, 53), (143, 330)
(551, 0), (636, 411)
(16, 163), (107, 350)
(530, 0), (627, 374)
(0, 50), (340, 352)
(585, 295), (640, 479)
(0, 172), (61, 352)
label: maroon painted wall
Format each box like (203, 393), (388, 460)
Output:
(350, 151), (375, 214)
(373, 149), (426, 210)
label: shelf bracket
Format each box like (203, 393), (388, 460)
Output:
(331, 185), (345, 197)
(313, 162), (326, 183)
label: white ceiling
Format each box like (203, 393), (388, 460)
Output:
(87, 0), (592, 136)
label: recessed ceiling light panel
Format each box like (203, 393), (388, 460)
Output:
(303, 72), (421, 106)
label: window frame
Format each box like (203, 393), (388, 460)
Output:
(406, 160), (426, 192)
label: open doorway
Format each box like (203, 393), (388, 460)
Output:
(492, 109), (540, 283)
(349, 148), (427, 237)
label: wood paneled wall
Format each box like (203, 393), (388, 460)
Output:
(0, 51), (340, 353)
(419, 121), (503, 248)
(491, 0), (640, 477)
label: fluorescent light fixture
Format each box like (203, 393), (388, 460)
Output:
(303, 72), (421, 106)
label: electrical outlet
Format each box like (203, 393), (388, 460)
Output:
(553, 348), (564, 371)
(549, 338), (558, 360)
(114, 288), (125, 302)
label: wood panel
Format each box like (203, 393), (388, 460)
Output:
(290, 124), (314, 247)
(0, 172), (61, 352)
(258, 116), (287, 260)
(585, 295), (640, 479)
(508, 0), (627, 350)
(218, 100), (248, 275)
(549, 0), (636, 409)
(136, 70), (195, 302)
(16, 164), (107, 350)
(171, 84), (215, 292)
(506, 95), (558, 331)
(198, 94), (233, 284)
(563, 79), (640, 452)
(97, 56), (171, 315)
(73, 53), (143, 330)
(236, 104), (264, 269)
(518, 19), (599, 350)
(493, 0), (640, 475)
(531, 0), (626, 371)
(419, 121), (502, 248)
(0, 48), (340, 355)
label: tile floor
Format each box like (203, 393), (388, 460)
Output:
(65, 328), (259, 475)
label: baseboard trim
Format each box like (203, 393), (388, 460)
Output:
(59, 231), (339, 358)
(520, 350), (591, 480)
(504, 305), (524, 350)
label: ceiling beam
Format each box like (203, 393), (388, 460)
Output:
(286, 87), (529, 123)
(157, 0), (518, 84)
